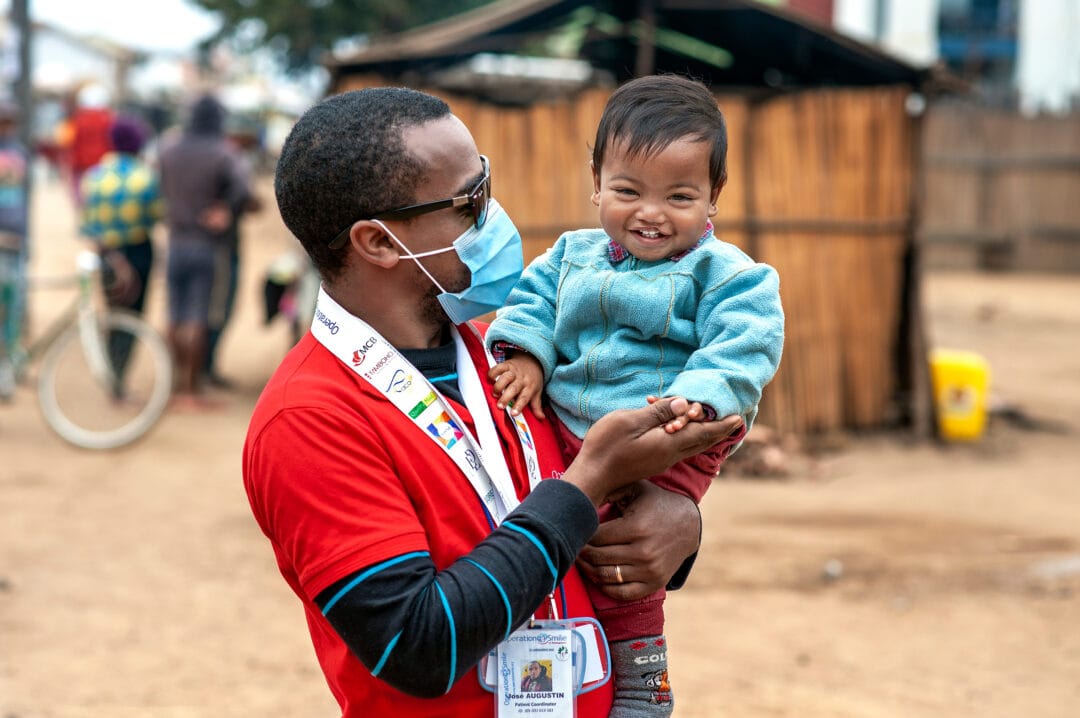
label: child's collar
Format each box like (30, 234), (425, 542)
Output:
(607, 220), (714, 265)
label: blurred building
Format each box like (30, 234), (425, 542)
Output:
(0, 12), (316, 175)
(329, 0), (946, 437)
(789, 0), (1080, 115)
(28, 21), (139, 101)
(0, 17), (135, 155)
(1015, 0), (1080, 115)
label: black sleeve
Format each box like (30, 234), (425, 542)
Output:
(314, 479), (598, 698)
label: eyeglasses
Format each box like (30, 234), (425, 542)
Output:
(328, 155), (491, 249)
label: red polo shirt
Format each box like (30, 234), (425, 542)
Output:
(244, 324), (612, 718)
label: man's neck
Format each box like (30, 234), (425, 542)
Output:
(323, 282), (449, 350)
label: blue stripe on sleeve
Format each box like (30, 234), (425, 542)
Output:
(504, 521), (558, 592)
(434, 582), (457, 694)
(320, 551), (430, 615)
(371, 631), (402, 677)
(463, 558), (513, 640)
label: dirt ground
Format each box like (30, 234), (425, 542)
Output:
(2, 176), (1078, 717)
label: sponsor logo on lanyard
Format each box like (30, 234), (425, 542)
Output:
(310, 287), (541, 523)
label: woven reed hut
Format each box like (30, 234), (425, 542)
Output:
(327, 0), (945, 436)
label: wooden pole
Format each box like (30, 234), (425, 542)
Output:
(900, 93), (935, 438)
(635, 0), (657, 77)
(11, 0), (32, 236)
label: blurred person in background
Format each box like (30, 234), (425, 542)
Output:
(79, 114), (163, 396)
(0, 99), (29, 400)
(64, 83), (114, 208)
(158, 94), (250, 409)
(204, 126), (261, 390)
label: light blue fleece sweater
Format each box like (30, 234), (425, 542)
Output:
(487, 227), (785, 440)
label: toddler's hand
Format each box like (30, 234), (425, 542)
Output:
(487, 352), (546, 419)
(646, 395), (706, 433)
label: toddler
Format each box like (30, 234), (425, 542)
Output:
(486, 74), (785, 717)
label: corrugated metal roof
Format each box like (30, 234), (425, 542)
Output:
(327, 0), (942, 91)
(328, 0), (579, 65)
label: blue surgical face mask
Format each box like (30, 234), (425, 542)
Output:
(374, 199), (524, 325)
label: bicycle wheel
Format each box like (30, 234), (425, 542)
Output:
(37, 310), (173, 450)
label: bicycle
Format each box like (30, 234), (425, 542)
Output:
(0, 249), (173, 450)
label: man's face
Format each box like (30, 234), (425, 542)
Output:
(392, 115), (487, 316)
(528, 663), (541, 678)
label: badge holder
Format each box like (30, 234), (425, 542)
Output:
(479, 613), (611, 717)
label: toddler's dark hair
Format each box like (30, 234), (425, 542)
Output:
(592, 74), (727, 188)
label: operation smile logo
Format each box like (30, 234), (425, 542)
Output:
(532, 632), (563, 645)
(501, 652), (514, 706)
(314, 307), (340, 335)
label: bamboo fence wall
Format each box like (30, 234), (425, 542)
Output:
(921, 102), (1080, 272)
(339, 76), (918, 435)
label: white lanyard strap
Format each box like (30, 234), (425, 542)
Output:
(453, 324), (543, 500)
(310, 288), (539, 523)
(457, 322), (543, 489)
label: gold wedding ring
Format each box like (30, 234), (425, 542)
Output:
(615, 565), (624, 584)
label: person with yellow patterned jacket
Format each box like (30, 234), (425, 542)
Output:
(79, 114), (162, 396)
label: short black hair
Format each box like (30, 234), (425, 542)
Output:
(188, 94), (226, 136)
(592, 74), (727, 189)
(274, 88), (451, 282)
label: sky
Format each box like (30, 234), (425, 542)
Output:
(7, 0), (324, 112)
(25, 0), (221, 53)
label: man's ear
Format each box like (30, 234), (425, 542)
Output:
(590, 161), (601, 206)
(348, 220), (400, 269)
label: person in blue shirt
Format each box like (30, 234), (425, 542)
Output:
(0, 99), (29, 401)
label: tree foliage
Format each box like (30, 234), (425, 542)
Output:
(191, 0), (495, 70)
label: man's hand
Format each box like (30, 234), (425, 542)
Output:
(562, 397), (744, 506)
(487, 351), (545, 419)
(576, 481), (701, 600)
(101, 250), (141, 307)
(199, 201), (233, 233)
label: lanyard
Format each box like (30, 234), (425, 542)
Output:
(455, 321), (544, 496)
(310, 288), (541, 524)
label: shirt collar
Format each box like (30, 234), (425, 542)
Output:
(607, 220), (714, 264)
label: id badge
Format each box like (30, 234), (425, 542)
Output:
(494, 622), (575, 717)
(479, 618), (611, 717)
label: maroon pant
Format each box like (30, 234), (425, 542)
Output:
(553, 414), (747, 640)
